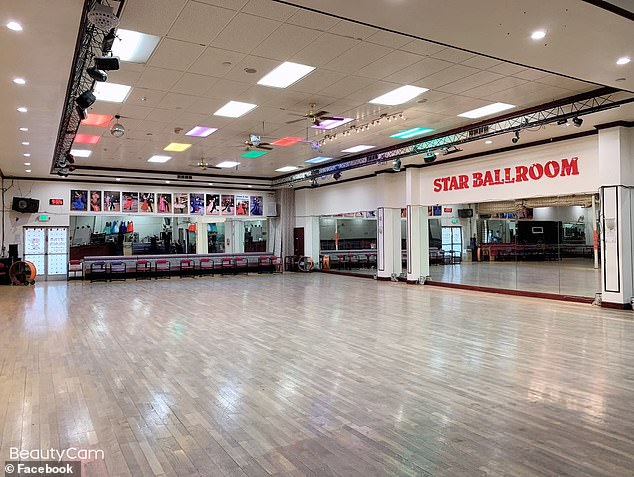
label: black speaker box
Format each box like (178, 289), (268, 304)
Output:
(12, 197), (40, 213)
(8, 244), (18, 259)
(458, 208), (473, 218)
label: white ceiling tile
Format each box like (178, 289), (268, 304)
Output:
(146, 108), (183, 123)
(416, 64), (481, 89)
(347, 80), (401, 102)
(126, 88), (168, 107)
(223, 56), (284, 84)
(136, 67), (184, 91)
(285, 9), (340, 31)
(106, 62), (144, 86)
(188, 48), (246, 77)
(462, 76), (528, 98)
(203, 78), (253, 99)
(326, 75), (376, 99)
(419, 96), (490, 115)
(488, 62), (526, 75)
(184, 96), (225, 115)
(324, 43), (393, 74)
(148, 38), (205, 71)
(485, 83), (570, 104)
(357, 50), (421, 80)
(117, 104), (154, 120)
(291, 33), (359, 67)
(399, 39), (445, 57)
(436, 70), (504, 94)
(328, 20), (377, 40)
(167, 2), (236, 45)
(156, 92), (198, 110)
(535, 74), (594, 92)
(171, 73), (218, 96)
(289, 69), (347, 94)
(383, 57), (452, 84)
(195, 0), (248, 10)
(242, 0), (298, 21)
(366, 30), (411, 49)
(513, 68), (551, 81)
(461, 56), (502, 70)
(210, 13), (281, 54)
(251, 24), (321, 60)
(118, 0), (188, 36)
(176, 111), (216, 126)
(432, 48), (475, 64)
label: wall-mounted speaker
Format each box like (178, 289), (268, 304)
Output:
(458, 208), (473, 218)
(12, 197), (40, 213)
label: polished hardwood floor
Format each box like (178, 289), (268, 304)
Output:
(1, 274), (633, 476)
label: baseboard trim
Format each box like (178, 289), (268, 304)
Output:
(601, 301), (633, 310)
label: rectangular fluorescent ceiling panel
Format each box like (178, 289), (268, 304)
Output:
(112, 29), (161, 63)
(214, 101), (257, 118)
(93, 82), (132, 103)
(276, 166), (299, 172)
(458, 102), (515, 119)
(74, 134), (100, 145)
(217, 161), (240, 168)
(147, 155), (172, 163)
(185, 126), (217, 137)
(81, 113), (113, 127)
(70, 149), (92, 158)
(164, 142), (192, 152)
(311, 117), (354, 130)
(341, 145), (375, 153)
(390, 127), (434, 139)
(241, 150), (268, 158)
(257, 62), (315, 88)
(305, 156), (333, 164)
(271, 137), (303, 146)
(370, 85), (428, 105)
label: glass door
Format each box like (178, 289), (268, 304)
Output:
(24, 227), (46, 278)
(23, 227), (69, 280)
(441, 226), (463, 255)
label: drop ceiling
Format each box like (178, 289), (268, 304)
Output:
(1, 0), (632, 184)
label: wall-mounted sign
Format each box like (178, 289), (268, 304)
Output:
(37, 215), (50, 222)
(49, 198), (64, 205)
(433, 157), (579, 192)
(443, 207), (452, 213)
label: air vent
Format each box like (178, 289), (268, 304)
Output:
(468, 125), (490, 138)
(177, 174), (192, 180)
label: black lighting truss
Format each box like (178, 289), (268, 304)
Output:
(273, 88), (634, 187)
(50, 0), (125, 174)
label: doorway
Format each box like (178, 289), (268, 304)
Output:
(23, 226), (69, 280)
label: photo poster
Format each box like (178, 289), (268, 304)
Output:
(190, 193), (205, 215)
(249, 195), (263, 216)
(221, 194), (235, 215)
(139, 192), (155, 213)
(173, 193), (188, 214)
(432, 205), (442, 216)
(89, 190), (102, 212)
(157, 193), (172, 214)
(103, 191), (121, 212)
(206, 193), (220, 216)
(122, 192), (139, 213)
(235, 194), (250, 216)
(70, 189), (88, 211)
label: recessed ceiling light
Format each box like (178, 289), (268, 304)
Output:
(25, 169), (31, 173)
(271, 137), (304, 146)
(390, 127), (434, 139)
(81, 113), (114, 127)
(217, 161), (240, 168)
(164, 142), (192, 152)
(311, 118), (354, 130)
(248, 185), (253, 188)
(458, 102), (515, 119)
(74, 134), (101, 145)
(6, 21), (22, 31)
(370, 85), (429, 106)
(147, 155), (172, 163)
(341, 145), (375, 153)
(71, 149), (92, 158)
(165, 180), (170, 184)
(116, 178), (121, 181)
(241, 150), (268, 158)
(185, 126), (218, 137)
(23, 153), (30, 157)
(276, 166), (299, 172)
(111, 29), (161, 63)
(93, 82), (132, 103)
(531, 30), (546, 40)
(214, 101), (257, 118)
(485, 140), (493, 145)
(616, 57), (631, 65)
(305, 156), (333, 164)
(13, 78), (26, 85)
(19, 127), (28, 132)
(208, 182), (214, 186)
(17, 107), (27, 113)
(257, 61), (316, 88)
(21, 141), (29, 145)
(23, 162), (31, 166)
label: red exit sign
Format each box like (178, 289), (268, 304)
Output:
(49, 198), (64, 205)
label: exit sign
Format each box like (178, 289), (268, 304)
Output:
(49, 198), (64, 205)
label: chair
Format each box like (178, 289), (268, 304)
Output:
(368, 254), (377, 269)
(68, 260), (83, 280)
(179, 259), (196, 278)
(0, 263), (8, 283)
(89, 261), (109, 282)
(338, 254), (350, 270)
(221, 257), (234, 275)
(135, 259), (152, 280)
(234, 257), (248, 275)
(110, 261), (127, 280)
(155, 259), (171, 279)
(198, 258), (214, 276)
(271, 256), (283, 273)
(258, 255), (272, 273)
(349, 254), (360, 269)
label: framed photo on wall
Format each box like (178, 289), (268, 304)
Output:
(139, 192), (155, 213)
(157, 193), (172, 213)
(206, 194), (220, 215)
(89, 190), (101, 212)
(173, 193), (188, 214)
(235, 194), (249, 216)
(122, 192), (139, 213)
(70, 190), (88, 211)
(103, 191), (121, 212)
(249, 195), (263, 216)
(190, 193), (205, 215)
(221, 195), (234, 215)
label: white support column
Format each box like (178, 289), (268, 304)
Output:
(224, 220), (234, 253)
(195, 217), (207, 254)
(297, 216), (320, 266)
(234, 221), (245, 253)
(406, 205), (430, 283)
(377, 207), (401, 280)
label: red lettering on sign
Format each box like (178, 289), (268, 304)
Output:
(458, 174), (469, 189)
(560, 157), (579, 176)
(516, 165), (528, 182)
(433, 178), (443, 192)
(528, 163), (543, 180)
(472, 171), (483, 187)
(544, 160), (560, 178)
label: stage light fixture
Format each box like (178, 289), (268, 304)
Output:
(94, 55), (120, 71)
(87, 66), (108, 82)
(512, 130), (521, 144)
(333, 171), (342, 180)
(102, 29), (116, 53)
(310, 178), (319, 188)
(392, 158), (402, 172)
(423, 153), (437, 163)
(572, 117), (583, 127)
(557, 118), (569, 126)
(76, 105), (88, 121)
(75, 90), (96, 110)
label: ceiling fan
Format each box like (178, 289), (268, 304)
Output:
(285, 103), (343, 126)
(189, 158), (220, 170)
(243, 134), (273, 150)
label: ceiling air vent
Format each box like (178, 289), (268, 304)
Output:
(177, 174), (192, 180)
(468, 125), (490, 138)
